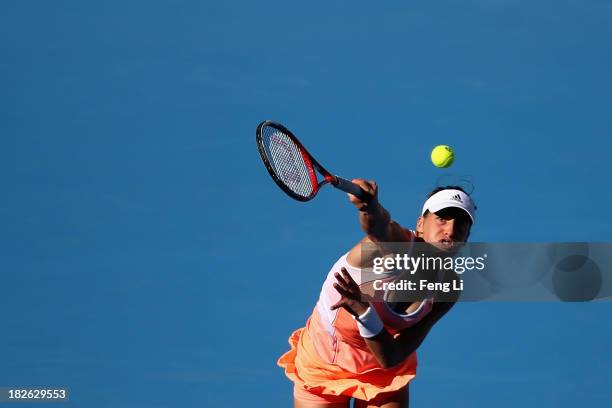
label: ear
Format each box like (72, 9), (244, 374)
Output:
(416, 216), (425, 237)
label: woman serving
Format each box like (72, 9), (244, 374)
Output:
(278, 179), (477, 408)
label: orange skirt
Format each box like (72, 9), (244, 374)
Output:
(277, 324), (418, 402)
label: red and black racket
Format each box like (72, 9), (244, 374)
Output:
(256, 120), (372, 202)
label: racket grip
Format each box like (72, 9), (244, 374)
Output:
(333, 176), (373, 201)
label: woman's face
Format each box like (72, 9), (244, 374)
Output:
(416, 207), (472, 250)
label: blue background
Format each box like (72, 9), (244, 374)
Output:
(1, 1), (611, 406)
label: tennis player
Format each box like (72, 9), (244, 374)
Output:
(278, 180), (476, 408)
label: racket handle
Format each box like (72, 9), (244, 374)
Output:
(333, 176), (373, 201)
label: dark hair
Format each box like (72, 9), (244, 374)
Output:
(423, 185), (476, 216)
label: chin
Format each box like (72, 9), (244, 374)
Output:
(432, 240), (464, 254)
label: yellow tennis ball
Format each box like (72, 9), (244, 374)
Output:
(431, 145), (454, 168)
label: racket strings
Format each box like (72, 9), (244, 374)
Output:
(262, 126), (316, 198)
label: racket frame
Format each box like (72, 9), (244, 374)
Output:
(256, 120), (372, 202)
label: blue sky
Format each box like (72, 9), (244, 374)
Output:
(1, 1), (611, 406)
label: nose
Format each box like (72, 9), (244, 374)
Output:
(443, 219), (456, 238)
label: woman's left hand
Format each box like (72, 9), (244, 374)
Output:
(330, 267), (370, 317)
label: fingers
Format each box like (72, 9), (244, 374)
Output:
(330, 280), (354, 311)
(331, 267), (366, 312)
(334, 267), (360, 293)
(333, 268), (362, 298)
(351, 179), (378, 196)
(340, 267), (359, 289)
(330, 301), (342, 311)
(333, 282), (352, 299)
(333, 268), (356, 292)
(330, 300), (358, 316)
(347, 179), (378, 209)
(331, 302), (359, 317)
(333, 271), (349, 291)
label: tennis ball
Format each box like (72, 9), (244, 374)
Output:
(431, 145), (454, 168)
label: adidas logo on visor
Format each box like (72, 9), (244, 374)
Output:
(450, 194), (463, 203)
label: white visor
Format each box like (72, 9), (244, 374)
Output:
(421, 189), (476, 224)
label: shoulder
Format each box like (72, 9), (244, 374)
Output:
(346, 224), (415, 269)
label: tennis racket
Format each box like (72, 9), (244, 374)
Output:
(256, 120), (372, 202)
